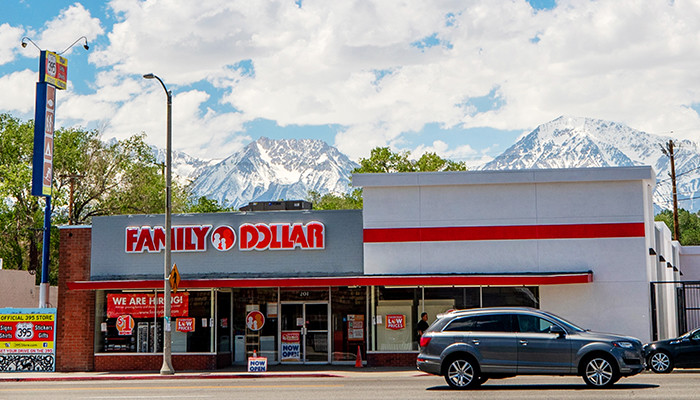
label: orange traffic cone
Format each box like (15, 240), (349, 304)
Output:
(355, 345), (363, 368)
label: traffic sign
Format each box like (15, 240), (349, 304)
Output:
(169, 264), (181, 293)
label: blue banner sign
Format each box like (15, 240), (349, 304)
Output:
(31, 83), (56, 197)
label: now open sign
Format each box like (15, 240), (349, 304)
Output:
(247, 357), (267, 372)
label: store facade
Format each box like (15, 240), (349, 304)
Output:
(57, 166), (676, 372)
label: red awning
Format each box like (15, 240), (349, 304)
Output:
(68, 271), (592, 291)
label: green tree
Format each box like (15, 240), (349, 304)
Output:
(307, 188), (363, 210)
(186, 196), (235, 213)
(308, 147), (466, 210)
(355, 147), (467, 173)
(0, 114), (43, 274)
(655, 209), (700, 245)
(0, 113), (192, 284)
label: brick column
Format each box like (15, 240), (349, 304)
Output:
(56, 226), (95, 371)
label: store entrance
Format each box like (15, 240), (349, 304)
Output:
(280, 302), (329, 364)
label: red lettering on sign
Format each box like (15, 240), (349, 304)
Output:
(237, 222), (325, 251)
(256, 223), (272, 250)
(307, 222), (325, 249)
(239, 224), (258, 250)
(126, 223), (323, 253)
(270, 224), (282, 249)
(125, 225), (212, 253)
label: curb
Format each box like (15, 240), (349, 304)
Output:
(0, 372), (344, 382)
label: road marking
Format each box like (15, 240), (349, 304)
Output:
(83, 396), (214, 399)
(0, 384), (345, 392)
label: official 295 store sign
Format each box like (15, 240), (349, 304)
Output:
(0, 309), (57, 372)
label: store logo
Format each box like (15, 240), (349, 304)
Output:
(125, 221), (324, 253)
(126, 225), (212, 253)
(211, 225), (236, 251)
(239, 222), (325, 251)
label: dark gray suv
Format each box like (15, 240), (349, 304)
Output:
(417, 307), (645, 389)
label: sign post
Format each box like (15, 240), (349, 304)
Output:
(23, 37), (89, 308)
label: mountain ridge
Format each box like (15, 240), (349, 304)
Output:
(163, 117), (700, 213)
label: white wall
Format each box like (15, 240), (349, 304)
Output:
(356, 167), (657, 342)
(680, 246), (700, 281)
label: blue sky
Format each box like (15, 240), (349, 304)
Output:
(1, 0), (699, 164)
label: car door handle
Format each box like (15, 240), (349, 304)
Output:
(519, 340), (528, 346)
(471, 339), (480, 345)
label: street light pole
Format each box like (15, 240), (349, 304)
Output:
(143, 73), (174, 375)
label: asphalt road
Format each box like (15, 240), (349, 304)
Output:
(0, 370), (698, 400)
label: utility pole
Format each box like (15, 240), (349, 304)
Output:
(661, 139), (680, 241)
(61, 174), (84, 225)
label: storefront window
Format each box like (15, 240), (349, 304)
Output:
(231, 288), (278, 363)
(370, 286), (540, 351)
(217, 290), (232, 354)
(95, 290), (213, 353)
(331, 287), (367, 362)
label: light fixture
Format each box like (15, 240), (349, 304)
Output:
(58, 36), (90, 55)
(20, 37), (41, 51)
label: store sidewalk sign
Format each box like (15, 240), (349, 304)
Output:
(281, 331), (301, 362)
(0, 308), (56, 372)
(247, 356), (268, 372)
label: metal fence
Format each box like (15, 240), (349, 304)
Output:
(650, 281), (700, 340)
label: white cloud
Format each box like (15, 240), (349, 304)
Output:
(36, 3), (103, 55)
(0, 69), (36, 114)
(7, 0), (700, 162)
(0, 23), (24, 65)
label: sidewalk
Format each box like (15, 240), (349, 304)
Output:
(0, 365), (421, 382)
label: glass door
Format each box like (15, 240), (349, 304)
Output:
(280, 302), (329, 363)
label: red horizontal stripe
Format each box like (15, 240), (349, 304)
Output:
(67, 272), (592, 291)
(363, 223), (644, 243)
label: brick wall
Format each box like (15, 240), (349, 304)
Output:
(95, 354), (217, 371)
(367, 352), (418, 367)
(56, 226), (95, 372)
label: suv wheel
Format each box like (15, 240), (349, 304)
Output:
(648, 351), (674, 373)
(582, 355), (620, 388)
(444, 357), (481, 389)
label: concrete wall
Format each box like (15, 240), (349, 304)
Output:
(355, 167), (657, 342)
(680, 246), (700, 281)
(0, 269), (58, 308)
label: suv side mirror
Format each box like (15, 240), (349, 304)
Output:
(549, 325), (566, 337)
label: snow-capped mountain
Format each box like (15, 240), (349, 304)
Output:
(482, 116), (700, 212)
(190, 137), (358, 208)
(151, 146), (215, 185)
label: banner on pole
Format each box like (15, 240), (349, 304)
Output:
(31, 83), (56, 197)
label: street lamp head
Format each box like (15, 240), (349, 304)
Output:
(20, 37), (41, 51)
(143, 73), (155, 79)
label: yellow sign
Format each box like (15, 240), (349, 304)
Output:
(0, 314), (54, 322)
(169, 264), (181, 294)
(41, 51), (68, 90)
(3, 342), (54, 349)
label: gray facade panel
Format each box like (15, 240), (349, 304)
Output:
(90, 210), (363, 280)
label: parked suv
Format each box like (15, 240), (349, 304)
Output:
(417, 307), (645, 389)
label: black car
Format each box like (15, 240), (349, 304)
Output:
(644, 327), (700, 373)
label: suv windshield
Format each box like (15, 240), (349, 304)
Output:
(544, 312), (586, 332)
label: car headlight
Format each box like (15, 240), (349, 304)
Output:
(613, 341), (634, 349)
